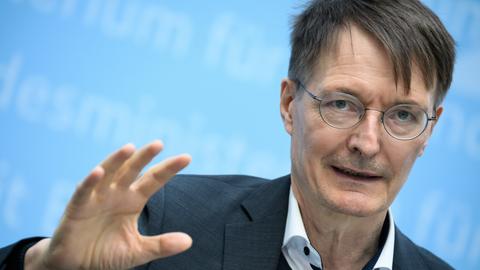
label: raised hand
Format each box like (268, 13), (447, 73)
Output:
(25, 141), (192, 270)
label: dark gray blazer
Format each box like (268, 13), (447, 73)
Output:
(0, 174), (453, 269)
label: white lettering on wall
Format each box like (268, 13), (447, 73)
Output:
(205, 14), (286, 83)
(0, 54), (22, 110)
(431, 102), (480, 160)
(412, 191), (480, 268)
(41, 180), (75, 235)
(16, 75), (51, 123)
(3, 175), (27, 230)
(6, 1), (285, 84)
(0, 52), (289, 177)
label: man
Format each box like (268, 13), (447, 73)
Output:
(0, 0), (455, 269)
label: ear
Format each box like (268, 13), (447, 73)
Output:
(280, 78), (297, 136)
(418, 106), (443, 157)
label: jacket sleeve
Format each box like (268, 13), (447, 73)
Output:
(0, 237), (45, 270)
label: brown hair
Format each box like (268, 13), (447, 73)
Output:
(289, 0), (456, 107)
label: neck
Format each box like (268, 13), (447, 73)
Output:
(292, 183), (387, 270)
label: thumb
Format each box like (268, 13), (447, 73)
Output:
(144, 232), (192, 259)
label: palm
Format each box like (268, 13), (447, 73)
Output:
(42, 142), (192, 270)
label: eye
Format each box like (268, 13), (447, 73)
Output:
(324, 99), (357, 112)
(386, 106), (423, 125)
(334, 100), (347, 110)
(395, 110), (413, 121)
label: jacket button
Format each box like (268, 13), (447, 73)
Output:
(304, 246), (310, 256)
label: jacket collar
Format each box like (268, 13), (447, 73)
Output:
(392, 227), (430, 270)
(222, 174), (438, 270)
(223, 175), (291, 270)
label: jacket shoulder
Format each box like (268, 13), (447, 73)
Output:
(136, 174), (285, 269)
(394, 227), (453, 270)
(162, 174), (271, 206)
(139, 174), (273, 233)
(169, 174), (270, 190)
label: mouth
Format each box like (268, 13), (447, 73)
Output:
(331, 165), (383, 181)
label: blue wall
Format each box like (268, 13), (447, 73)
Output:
(0, 0), (478, 269)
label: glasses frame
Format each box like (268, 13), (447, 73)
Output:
(295, 79), (437, 141)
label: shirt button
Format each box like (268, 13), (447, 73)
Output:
(304, 246), (310, 256)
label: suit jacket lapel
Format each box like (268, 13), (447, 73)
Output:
(222, 176), (441, 270)
(223, 175), (291, 270)
(393, 227), (429, 270)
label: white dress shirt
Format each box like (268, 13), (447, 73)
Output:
(282, 187), (395, 270)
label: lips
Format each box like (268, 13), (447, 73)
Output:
(331, 165), (383, 181)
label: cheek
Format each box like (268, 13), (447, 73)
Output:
(291, 114), (345, 176)
(291, 112), (323, 160)
(291, 109), (320, 175)
(292, 104), (333, 150)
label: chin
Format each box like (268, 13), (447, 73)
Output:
(322, 192), (387, 218)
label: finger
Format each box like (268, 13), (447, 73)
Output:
(132, 154), (191, 199)
(114, 140), (163, 188)
(70, 166), (105, 206)
(142, 232), (192, 260)
(95, 144), (136, 192)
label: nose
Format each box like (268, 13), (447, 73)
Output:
(346, 110), (383, 158)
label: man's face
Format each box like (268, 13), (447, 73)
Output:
(280, 25), (441, 217)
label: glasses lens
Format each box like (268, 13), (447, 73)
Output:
(319, 93), (363, 128)
(384, 105), (428, 139)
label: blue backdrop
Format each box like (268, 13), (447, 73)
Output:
(0, 1), (478, 269)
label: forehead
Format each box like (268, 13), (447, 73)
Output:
(311, 24), (433, 106)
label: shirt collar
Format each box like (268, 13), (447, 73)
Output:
(374, 207), (395, 270)
(282, 186), (395, 270)
(282, 187), (308, 246)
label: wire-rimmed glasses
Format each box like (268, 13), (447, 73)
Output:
(295, 80), (437, 140)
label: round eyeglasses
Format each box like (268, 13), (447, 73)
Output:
(295, 80), (437, 140)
